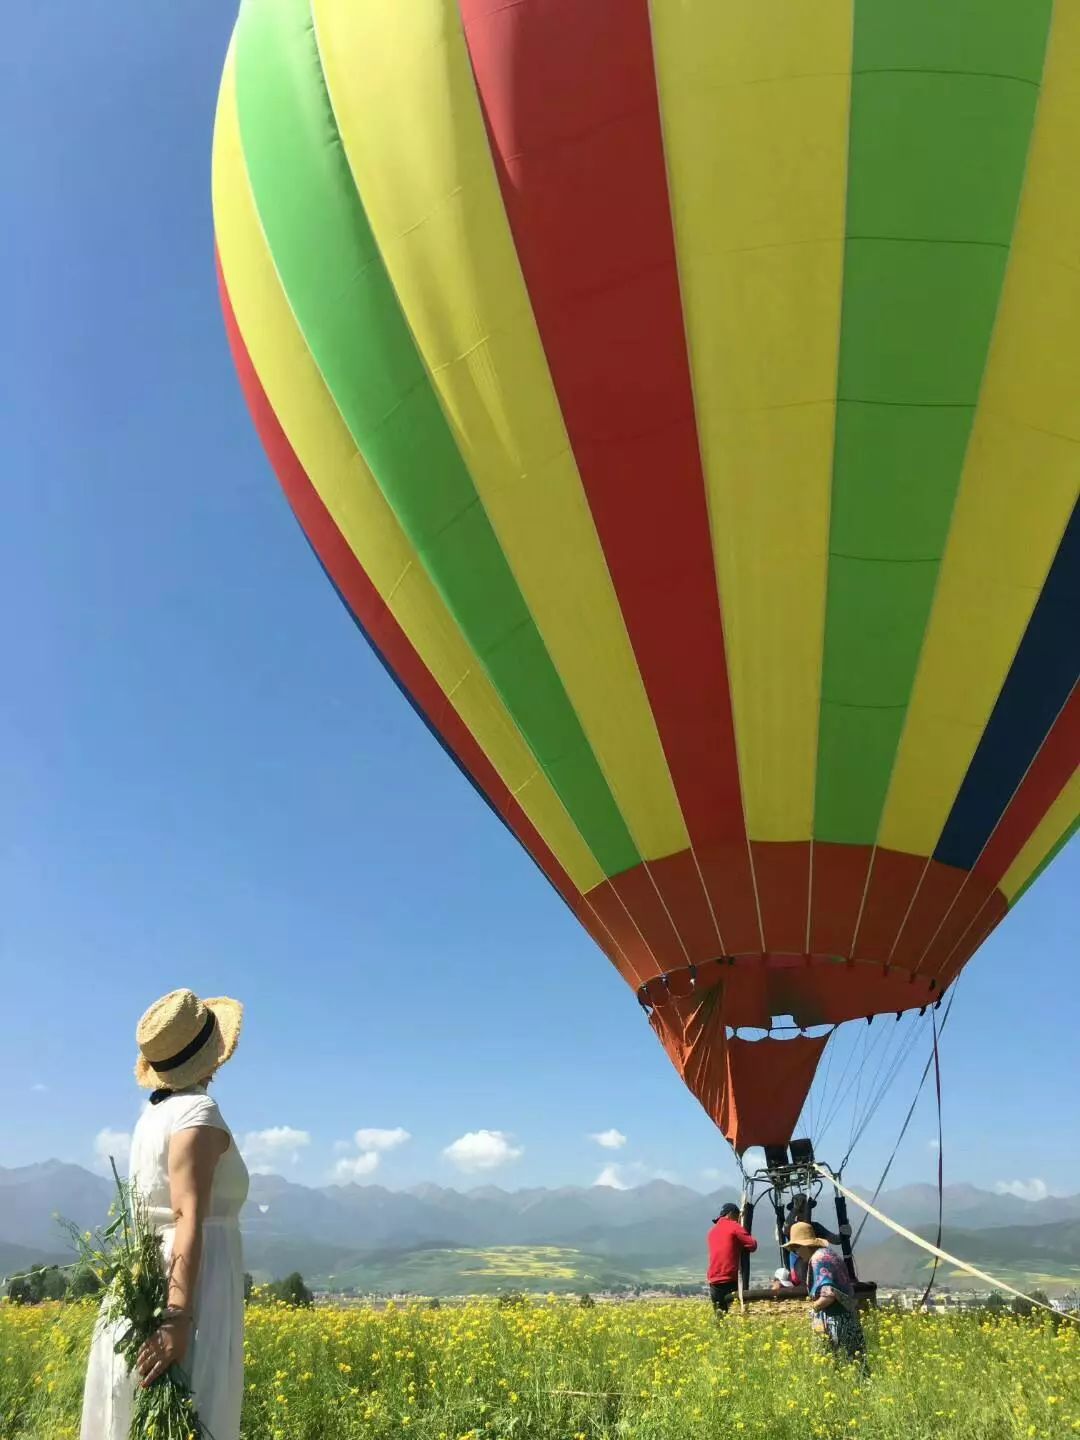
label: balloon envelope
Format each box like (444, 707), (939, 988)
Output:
(214, 0), (1079, 1151)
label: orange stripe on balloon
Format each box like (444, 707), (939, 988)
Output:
(458, 0), (752, 941)
(217, 256), (621, 970)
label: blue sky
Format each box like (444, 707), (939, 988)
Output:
(2, 0), (1076, 1206)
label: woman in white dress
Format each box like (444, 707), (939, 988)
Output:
(80, 989), (250, 1440)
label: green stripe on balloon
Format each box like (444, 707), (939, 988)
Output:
(231, 0), (639, 877)
(813, 0), (1052, 845)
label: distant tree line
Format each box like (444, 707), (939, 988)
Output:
(7, 1265), (316, 1310)
(243, 1271), (314, 1308)
(5, 1264), (102, 1305)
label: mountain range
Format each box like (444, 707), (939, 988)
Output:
(4, 1161), (1080, 1294)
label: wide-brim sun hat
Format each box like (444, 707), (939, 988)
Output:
(783, 1221), (829, 1251)
(135, 988), (243, 1090)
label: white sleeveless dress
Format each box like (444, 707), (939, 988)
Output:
(80, 1085), (249, 1440)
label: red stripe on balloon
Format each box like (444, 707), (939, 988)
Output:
(936, 889), (1008, 993)
(609, 868), (686, 968)
(459, 2), (749, 924)
(891, 864), (967, 970)
(217, 256), (618, 966)
(853, 850), (926, 964)
(648, 851), (724, 964)
(970, 682), (1079, 891)
(750, 842), (810, 954)
(584, 881), (657, 987)
(697, 843), (762, 955)
(919, 684), (1079, 975)
(912, 871), (1000, 981)
(810, 844), (871, 959)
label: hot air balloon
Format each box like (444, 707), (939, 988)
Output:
(212, 0), (1078, 1247)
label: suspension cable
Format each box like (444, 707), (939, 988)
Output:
(851, 981), (960, 1248)
(844, 1011), (928, 1166)
(917, 1009), (945, 1308)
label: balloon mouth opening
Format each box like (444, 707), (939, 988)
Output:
(636, 953), (944, 1031)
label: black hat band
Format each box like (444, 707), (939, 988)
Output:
(153, 1011), (216, 1073)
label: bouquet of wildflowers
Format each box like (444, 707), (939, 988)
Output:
(60, 1160), (206, 1440)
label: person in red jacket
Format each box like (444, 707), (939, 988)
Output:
(707, 1203), (757, 1314)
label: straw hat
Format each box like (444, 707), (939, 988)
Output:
(784, 1221), (829, 1251)
(134, 989), (243, 1090)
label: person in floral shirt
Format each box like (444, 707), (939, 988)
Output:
(785, 1221), (866, 1363)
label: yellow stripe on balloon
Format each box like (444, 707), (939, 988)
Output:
(878, 4), (1080, 857)
(213, 46), (603, 895)
(309, 0), (689, 864)
(999, 768), (1080, 903)
(648, 1), (853, 842)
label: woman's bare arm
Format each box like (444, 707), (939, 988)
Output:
(137, 1126), (228, 1385)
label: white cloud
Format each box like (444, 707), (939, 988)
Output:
(928, 1139), (941, 1152)
(443, 1129), (523, 1173)
(702, 1167), (725, 1184)
(328, 1127), (410, 1182)
(594, 1161), (679, 1190)
(994, 1178), (1049, 1203)
(589, 1129), (627, 1151)
(333, 1152), (380, 1182)
(93, 1128), (131, 1174)
(30, 1082), (48, 1094)
(354, 1127), (411, 1152)
(594, 1164), (629, 1190)
(239, 1126), (311, 1175)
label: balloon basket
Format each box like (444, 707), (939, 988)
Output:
(740, 1280), (878, 1308)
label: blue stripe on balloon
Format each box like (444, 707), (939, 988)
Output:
(934, 501), (1080, 870)
(305, 540), (590, 921)
(303, 539), (512, 838)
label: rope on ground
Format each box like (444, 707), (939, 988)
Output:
(815, 1164), (1078, 1323)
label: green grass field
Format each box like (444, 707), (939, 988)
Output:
(313, 1244), (641, 1295)
(2, 1296), (1078, 1439)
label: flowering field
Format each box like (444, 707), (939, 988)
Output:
(1, 1296), (1078, 1440)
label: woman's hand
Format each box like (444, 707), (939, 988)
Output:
(136, 1316), (191, 1387)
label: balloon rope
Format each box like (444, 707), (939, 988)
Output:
(843, 1011), (927, 1167)
(816, 1165), (1078, 1323)
(844, 1015), (911, 1158)
(815, 1021), (873, 1142)
(851, 982), (959, 1248)
(917, 1009), (944, 1309)
(819, 1015), (893, 1150)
